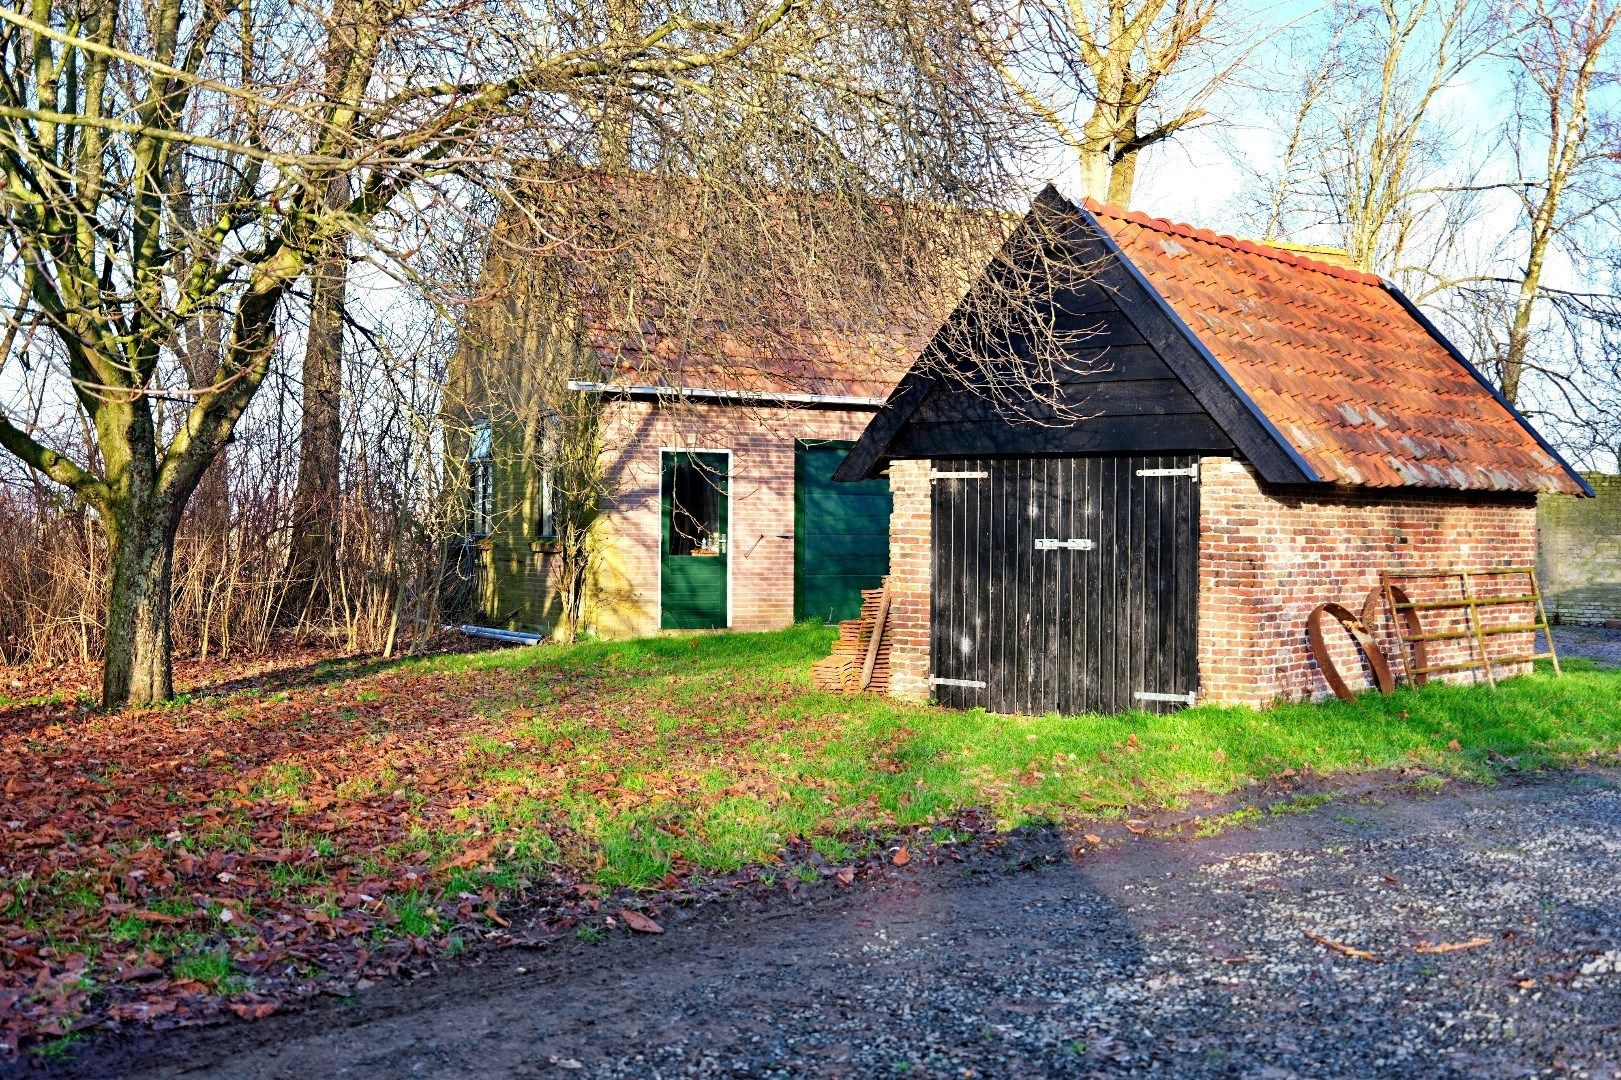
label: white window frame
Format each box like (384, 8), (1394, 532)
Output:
(468, 419), (494, 539)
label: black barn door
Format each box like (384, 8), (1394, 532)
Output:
(930, 455), (1199, 716)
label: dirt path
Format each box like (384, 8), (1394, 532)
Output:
(43, 768), (1621, 1078)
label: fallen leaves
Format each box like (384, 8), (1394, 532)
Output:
(0, 648), (614, 1053)
(1304, 931), (1383, 962)
(618, 910), (664, 935)
(833, 866), (855, 886)
(891, 845), (911, 867)
(132, 910), (186, 925)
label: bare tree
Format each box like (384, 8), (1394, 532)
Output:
(1494, 0), (1621, 404)
(0, 0), (1023, 708)
(979, 0), (1252, 204)
(1248, 0), (1497, 275)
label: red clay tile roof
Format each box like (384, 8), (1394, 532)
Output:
(585, 320), (925, 402)
(1082, 198), (1585, 495)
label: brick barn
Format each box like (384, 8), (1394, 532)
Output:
(834, 187), (1591, 713)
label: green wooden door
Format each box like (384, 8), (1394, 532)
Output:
(795, 440), (891, 624)
(661, 451), (730, 629)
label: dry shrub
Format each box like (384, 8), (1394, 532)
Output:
(0, 474), (466, 669)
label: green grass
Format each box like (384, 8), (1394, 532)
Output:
(390, 625), (1621, 888)
(21, 617), (1618, 1039)
(171, 948), (249, 993)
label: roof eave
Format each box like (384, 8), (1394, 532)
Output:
(1377, 283), (1595, 499)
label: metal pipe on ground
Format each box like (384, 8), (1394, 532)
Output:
(451, 624), (544, 646)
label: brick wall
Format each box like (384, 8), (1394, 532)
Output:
(590, 399), (880, 638)
(1198, 457), (1539, 706)
(884, 459), (933, 702)
(878, 454), (1540, 711)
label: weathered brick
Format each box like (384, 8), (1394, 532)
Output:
(881, 455), (1538, 710)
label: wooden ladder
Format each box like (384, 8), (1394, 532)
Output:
(1380, 566), (1561, 688)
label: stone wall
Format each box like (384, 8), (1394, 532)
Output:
(1538, 474), (1621, 625)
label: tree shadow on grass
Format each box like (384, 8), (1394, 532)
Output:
(185, 652), (435, 699)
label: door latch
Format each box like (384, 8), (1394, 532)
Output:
(1136, 464), (1200, 480)
(1035, 538), (1095, 551)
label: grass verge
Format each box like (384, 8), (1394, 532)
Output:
(1, 623), (1617, 1052)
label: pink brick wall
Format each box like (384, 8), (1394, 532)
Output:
(880, 455), (1539, 710)
(1197, 457), (1538, 706)
(592, 399), (879, 637)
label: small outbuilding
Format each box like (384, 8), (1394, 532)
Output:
(835, 186), (1592, 714)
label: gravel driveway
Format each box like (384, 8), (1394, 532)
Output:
(1553, 624), (1621, 669)
(54, 767), (1621, 1079)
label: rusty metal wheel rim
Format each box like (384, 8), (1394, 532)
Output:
(1307, 602), (1396, 703)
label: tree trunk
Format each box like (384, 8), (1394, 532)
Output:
(1077, 142), (1113, 202)
(102, 500), (178, 709)
(1497, 227), (1549, 403)
(287, 177), (351, 616)
(1107, 146), (1139, 207)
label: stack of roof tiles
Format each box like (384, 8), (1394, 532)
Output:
(810, 585), (891, 695)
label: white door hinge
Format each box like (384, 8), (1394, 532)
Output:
(1035, 538), (1095, 551)
(931, 469), (987, 481)
(1134, 690), (1197, 706)
(931, 676), (987, 689)
(1136, 464), (1200, 481)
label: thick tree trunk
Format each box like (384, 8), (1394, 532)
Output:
(1077, 142), (1113, 202)
(102, 501), (178, 709)
(287, 178), (350, 617)
(1107, 148), (1139, 207)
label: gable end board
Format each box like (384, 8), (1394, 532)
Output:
(1379, 282), (1594, 499)
(835, 185), (1318, 485)
(832, 190), (1086, 483)
(829, 368), (943, 482)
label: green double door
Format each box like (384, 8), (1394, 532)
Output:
(794, 440), (891, 624)
(661, 451), (730, 629)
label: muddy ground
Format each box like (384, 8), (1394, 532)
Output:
(32, 766), (1621, 1079)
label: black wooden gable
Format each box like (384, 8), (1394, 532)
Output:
(833, 186), (1319, 485)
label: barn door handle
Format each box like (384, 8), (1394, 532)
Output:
(1035, 538), (1094, 551)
